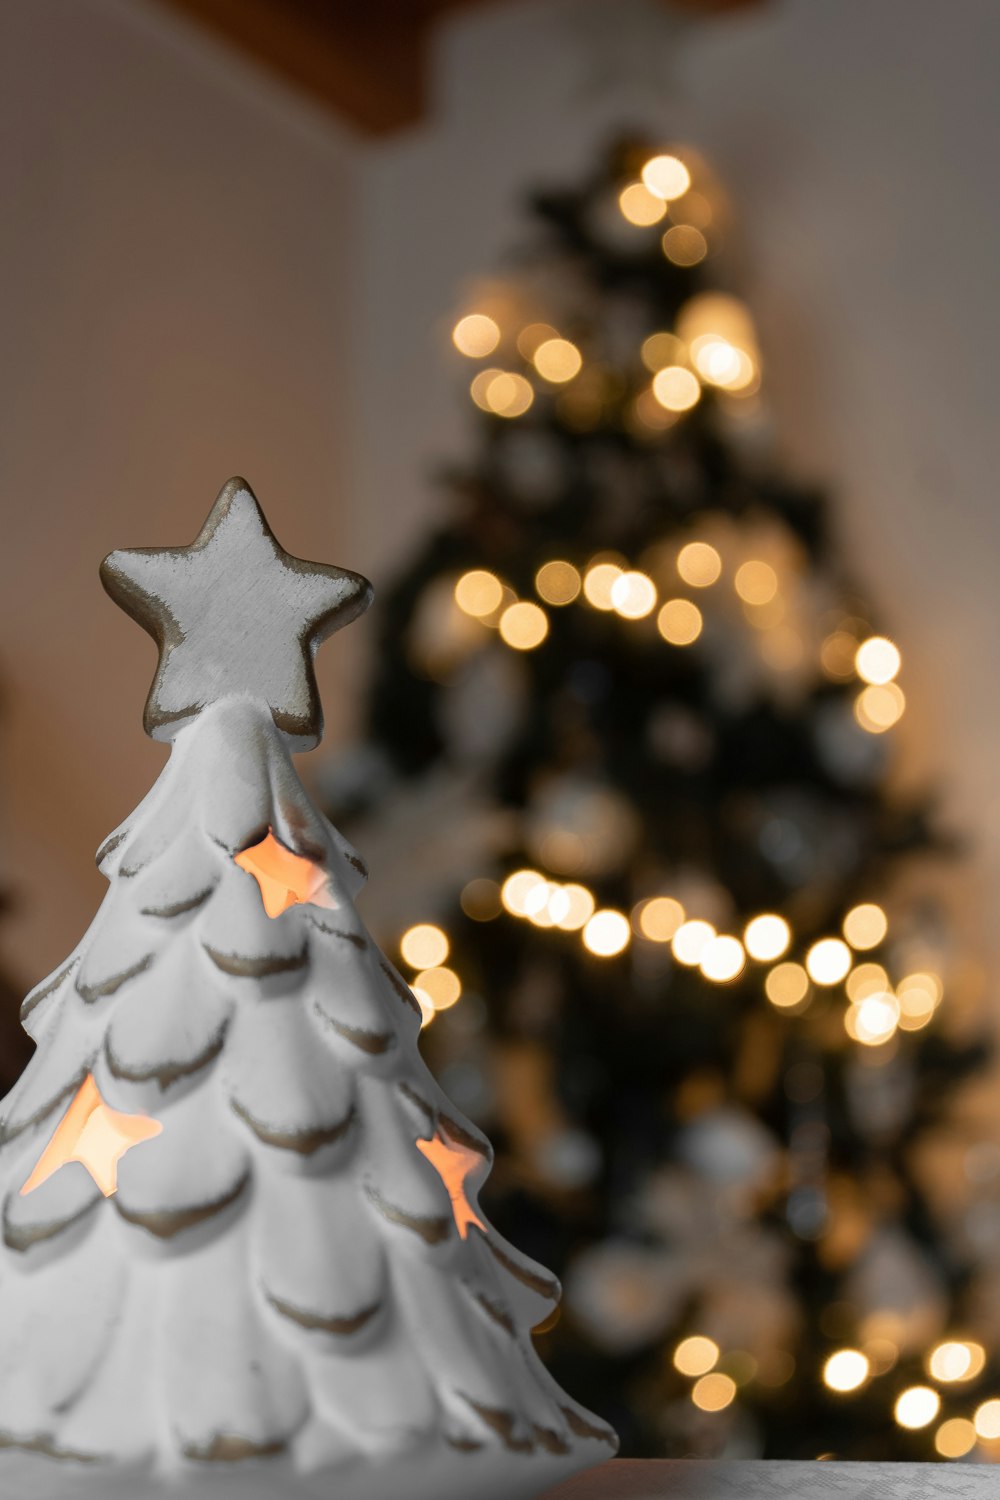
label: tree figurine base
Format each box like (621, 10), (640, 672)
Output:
(0, 1440), (599, 1500)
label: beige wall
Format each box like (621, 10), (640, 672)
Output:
(0, 0), (359, 986)
(4, 0), (1000, 1011)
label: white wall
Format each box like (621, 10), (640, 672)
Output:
(353, 0), (1000, 970)
(0, 0), (359, 982)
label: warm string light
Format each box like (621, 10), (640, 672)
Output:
(928, 1340), (986, 1383)
(823, 1349), (870, 1393)
(851, 634), (905, 733)
(692, 1373), (737, 1412)
(464, 854), (939, 1048)
(662, 225), (707, 267)
(815, 1331), (998, 1454)
(398, 923), (464, 1027)
(453, 188), (766, 452)
(454, 533), (800, 669)
(674, 1335), (720, 1376)
(673, 1335), (747, 1416)
(535, 560), (581, 605)
(452, 311), (587, 419)
(894, 1386), (940, 1430)
(452, 313), (501, 358)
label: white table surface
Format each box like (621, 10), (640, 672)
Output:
(543, 1461), (996, 1498)
(0, 1454), (989, 1498)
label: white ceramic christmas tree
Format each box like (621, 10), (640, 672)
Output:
(0, 480), (616, 1500)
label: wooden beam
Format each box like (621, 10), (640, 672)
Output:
(158, 0), (435, 134)
(156, 0), (767, 135)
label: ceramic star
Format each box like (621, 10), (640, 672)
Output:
(100, 477), (373, 748)
(21, 1074), (163, 1198)
(235, 828), (335, 917)
(417, 1130), (486, 1239)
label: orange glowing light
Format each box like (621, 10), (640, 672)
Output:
(234, 828), (332, 917)
(21, 1074), (162, 1198)
(417, 1130), (486, 1239)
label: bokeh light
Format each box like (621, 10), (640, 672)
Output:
(765, 962), (809, 1009)
(821, 630), (860, 680)
(734, 560), (779, 606)
(583, 560), (625, 610)
(689, 335), (756, 392)
(455, 569), (504, 618)
(536, 560), (581, 605)
(652, 366), (701, 412)
(974, 1399), (1000, 1439)
(805, 938), (852, 986)
(846, 962), (889, 1002)
(894, 1386), (940, 1430)
(662, 225), (707, 266)
(641, 331), (685, 371)
(848, 992), (900, 1046)
(499, 601), (549, 650)
(674, 1336), (719, 1376)
(700, 935), (746, 983)
(935, 1418), (977, 1458)
(897, 971), (943, 1031)
(619, 182), (668, 226)
(460, 878), (502, 922)
(611, 571), (657, 619)
(657, 597), (703, 647)
(556, 884), (596, 931)
(414, 965), (461, 1011)
(533, 337), (583, 383)
(501, 869), (545, 916)
(677, 541), (722, 588)
(855, 682), (905, 733)
(691, 1373), (736, 1412)
(842, 903), (888, 951)
(452, 314), (500, 358)
(517, 322), (558, 358)
(672, 919), (716, 966)
(480, 370), (534, 418)
(823, 1350), (869, 1393)
(855, 636), (901, 685)
(635, 896), (686, 942)
(583, 910), (631, 957)
(642, 154), (692, 201)
(400, 923), (449, 969)
(929, 1341), (986, 1383)
(744, 914), (791, 962)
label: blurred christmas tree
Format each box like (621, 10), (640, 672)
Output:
(328, 139), (996, 1461)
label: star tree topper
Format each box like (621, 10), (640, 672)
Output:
(100, 477), (373, 748)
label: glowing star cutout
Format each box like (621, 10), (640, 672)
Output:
(234, 828), (334, 917)
(21, 1074), (163, 1198)
(417, 1131), (487, 1239)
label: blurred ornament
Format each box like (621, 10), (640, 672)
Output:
(317, 741), (394, 818)
(647, 703), (714, 770)
(756, 790), (861, 887)
(526, 774), (639, 877)
(346, 768), (513, 940)
(844, 1054), (915, 1140)
(813, 697), (886, 785)
(493, 427), (566, 508)
(565, 1240), (688, 1355)
(534, 1127), (603, 1189)
(407, 575), (486, 679)
(439, 644), (527, 761)
(846, 1229), (947, 1355)
(677, 1107), (780, 1193)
